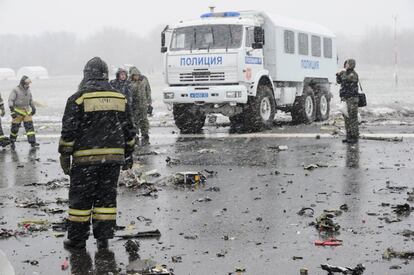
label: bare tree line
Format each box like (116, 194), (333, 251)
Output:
(0, 26), (413, 76)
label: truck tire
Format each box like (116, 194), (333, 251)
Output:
(173, 104), (206, 134)
(291, 87), (316, 124)
(315, 92), (330, 121)
(245, 85), (276, 131)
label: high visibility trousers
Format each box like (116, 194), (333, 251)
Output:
(10, 115), (36, 143)
(67, 164), (120, 241)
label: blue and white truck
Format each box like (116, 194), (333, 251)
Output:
(161, 10), (337, 133)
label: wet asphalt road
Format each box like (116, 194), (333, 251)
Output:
(0, 124), (414, 275)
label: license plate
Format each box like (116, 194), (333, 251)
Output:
(190, 92), (208, 98)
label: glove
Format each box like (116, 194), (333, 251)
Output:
(122, 153), (133, 170)
(10, 108), (17, 119)
(59, 154), (71, 175)
(31, 107), (36, 116)
(147, 105), (153, 116)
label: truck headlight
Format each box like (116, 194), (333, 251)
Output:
(226, 91), (242, 98)
(164, 92), (174, 99)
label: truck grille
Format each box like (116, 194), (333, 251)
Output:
(179, 70), (225, 82)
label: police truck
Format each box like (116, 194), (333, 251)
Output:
(161, 10), (337, 133)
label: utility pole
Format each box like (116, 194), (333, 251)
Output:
(393, 15), (398, 88)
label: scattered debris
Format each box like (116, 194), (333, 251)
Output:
(297, 207), (314, 217)
(361, 136), (403, 142)
(171, 255), (182, 263)
(124, 240), (140, 256)
(204, 169), (218, 177)
(382, 248), (414, 260)
(15, 197), (47, 208)
(170, 172), (206, 185)
(303, 163), (330, 170)
(399, 229), (414, 237)
(193, 197), (212, 203)
(165, 156), (180, 166)
(117, 229), (161, 240)
(392, 203), (413, 215)
(339, 204), (349, 211)
(323, 209), (343, 216)
(22, 260), (39, 266)
(235, 267), (246, 272)
(197, 148), (218, 154)
(292, 256), (303, 260)
(205, 186), (220, 192)
(300, 268), (309, 275)
(314, 213), (340, 232)
(315, 238), (343, 247)
(61, 258), (69, 270)
(320, 263), (365, 274)
(407, 189), (414, 202)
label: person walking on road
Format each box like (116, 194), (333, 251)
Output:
(129, 67), (152, 144)
(0, 93), (11, 147)
(59, 57), (136, 250)
(336, 59), (360, 144)
(8, 76), (39, 149)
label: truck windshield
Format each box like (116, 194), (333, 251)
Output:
(170, 25), (243, 51)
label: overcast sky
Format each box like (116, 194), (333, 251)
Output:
(0, 0), (413, 38)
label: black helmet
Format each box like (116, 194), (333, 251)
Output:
(83, 57), (109, 80)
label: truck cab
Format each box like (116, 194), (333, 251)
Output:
(162, 10), (336, 133)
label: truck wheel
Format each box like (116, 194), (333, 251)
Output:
(173, 104), (206, 134)
(315, 92), (330, 121)
(244, 85), (276, 131)
(292, 88), (316, 124)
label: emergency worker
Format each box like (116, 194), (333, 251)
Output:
(336, 59), (360, 143)
(129, 67), (152, 143)
(0, 93), (11, 147)
(8, 76), (39, 148)
(59, 57), (136, 250)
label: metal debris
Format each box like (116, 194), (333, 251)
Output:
(320, 263), (365, 274)
(382, 247), (414, 260)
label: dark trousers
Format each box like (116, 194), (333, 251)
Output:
(10, 115), (36, 143)
(67, 164), (120, 241)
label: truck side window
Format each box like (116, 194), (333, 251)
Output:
(245, 27), (254, 48)
(298, 33), (309, 55)
(284, 30), (295, 54)
(323, 37), (332, 58)
(311, 35), (321, 57)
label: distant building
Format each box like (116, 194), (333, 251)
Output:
(0, 68), (16, 81)
(17, 66), (49, 80)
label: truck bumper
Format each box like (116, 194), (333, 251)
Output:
(163, 85), (248, 104)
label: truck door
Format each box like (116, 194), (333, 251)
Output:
(244, 27), (264, 84)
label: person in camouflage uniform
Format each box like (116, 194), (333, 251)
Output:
(129, 67), (152, 143)
(336, 59), (359, 143)
(0, 93), (11, 147)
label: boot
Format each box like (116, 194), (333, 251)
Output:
(63, 239), (86, 250)
(142, 134), (150, 145)
(10, 141), (15, 150)
(97, 239), (109, 250)
(30, 142), (40, 148)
